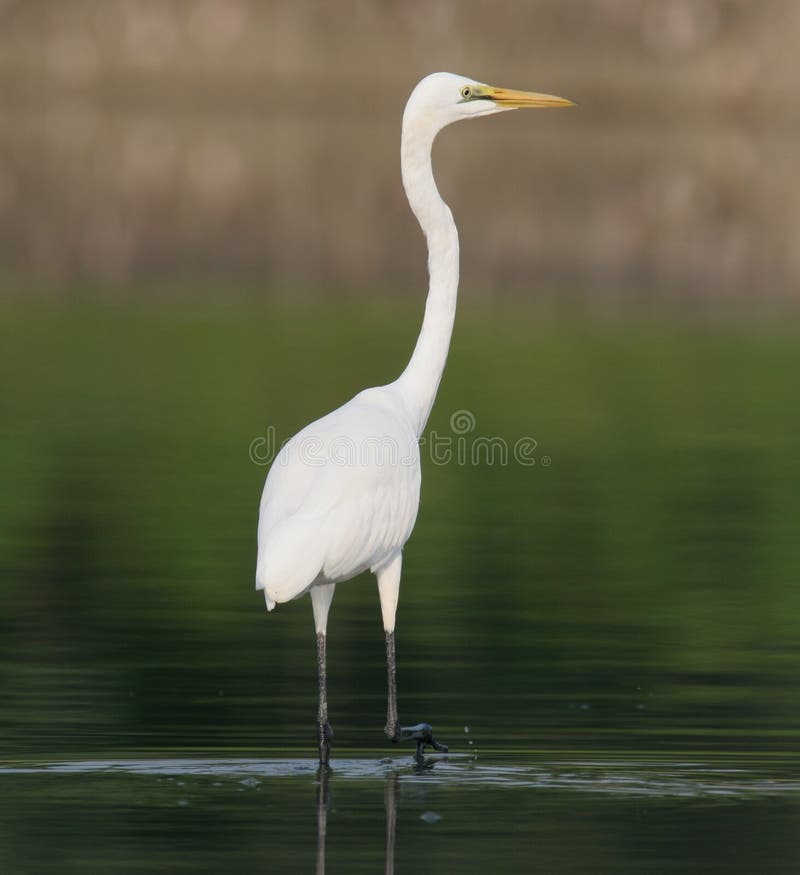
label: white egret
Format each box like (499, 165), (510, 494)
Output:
(256, 72), (573, 764)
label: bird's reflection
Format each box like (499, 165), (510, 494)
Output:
(316, 767), (330, 875)
(315, 759), (439, 874)
(383, 769), (398, 875)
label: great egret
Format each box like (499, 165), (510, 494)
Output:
(256, 72), (573, 764)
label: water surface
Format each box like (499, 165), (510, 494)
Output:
(1, 300), (799, 871)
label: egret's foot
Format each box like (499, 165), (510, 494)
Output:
(318, 721), (334, 766)
(398, 722), (448, 762)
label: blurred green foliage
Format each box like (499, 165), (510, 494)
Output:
(1, 296), (799, 757)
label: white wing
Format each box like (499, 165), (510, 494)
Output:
(256, 385), (421, 608)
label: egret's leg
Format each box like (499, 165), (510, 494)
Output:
(311, 584), (336, 765)
(315, 632), (333, 765)
(377, 554), (402, 741)
(377, 554), (448, 761)
(384, 628), (400, 741)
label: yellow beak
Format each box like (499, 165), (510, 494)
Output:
(480, 85), (575, 109)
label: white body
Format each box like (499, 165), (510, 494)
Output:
(256, 383), (421, 629)
(255, 72), (567, 634)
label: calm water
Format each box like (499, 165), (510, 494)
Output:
(1, 299), (799, 871)
(2, 755), (799, 873)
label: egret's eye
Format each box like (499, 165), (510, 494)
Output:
(460, 85), (473, 100)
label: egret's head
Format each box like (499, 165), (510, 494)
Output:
(404, 72), (574, 138)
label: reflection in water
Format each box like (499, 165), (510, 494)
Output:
(315, 765), (399, 875)
(316, 767), (329, 875)
(312, 756), (800, 874)
(384, 770), (398, 875)
(315, 761), (435, 875)
(1, 756), (798, 874)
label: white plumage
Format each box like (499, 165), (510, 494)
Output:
(256, 385), (420, 617)
(254, 72), (572, 762)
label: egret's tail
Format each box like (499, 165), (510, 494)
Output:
(256, 516), (324, 611)
(256, 570), (311, 611)
(255, 570), (281, 611)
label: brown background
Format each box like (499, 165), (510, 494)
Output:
(1, 0), (798, 309)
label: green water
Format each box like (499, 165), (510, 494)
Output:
(1, 298), (799, 871)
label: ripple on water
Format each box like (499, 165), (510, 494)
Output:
(0, 756), (797, 799)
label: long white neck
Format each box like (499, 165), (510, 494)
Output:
(393, 115), (459, 437)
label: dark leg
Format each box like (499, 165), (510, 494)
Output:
(384, 630), (448, 762)
(384, 630), (400, 742)
(317, 632), (334, 765)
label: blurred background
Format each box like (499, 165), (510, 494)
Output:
(1, 0), (800, 308)
(3, 0), (800, 747)
(2, 2), (800, 870)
